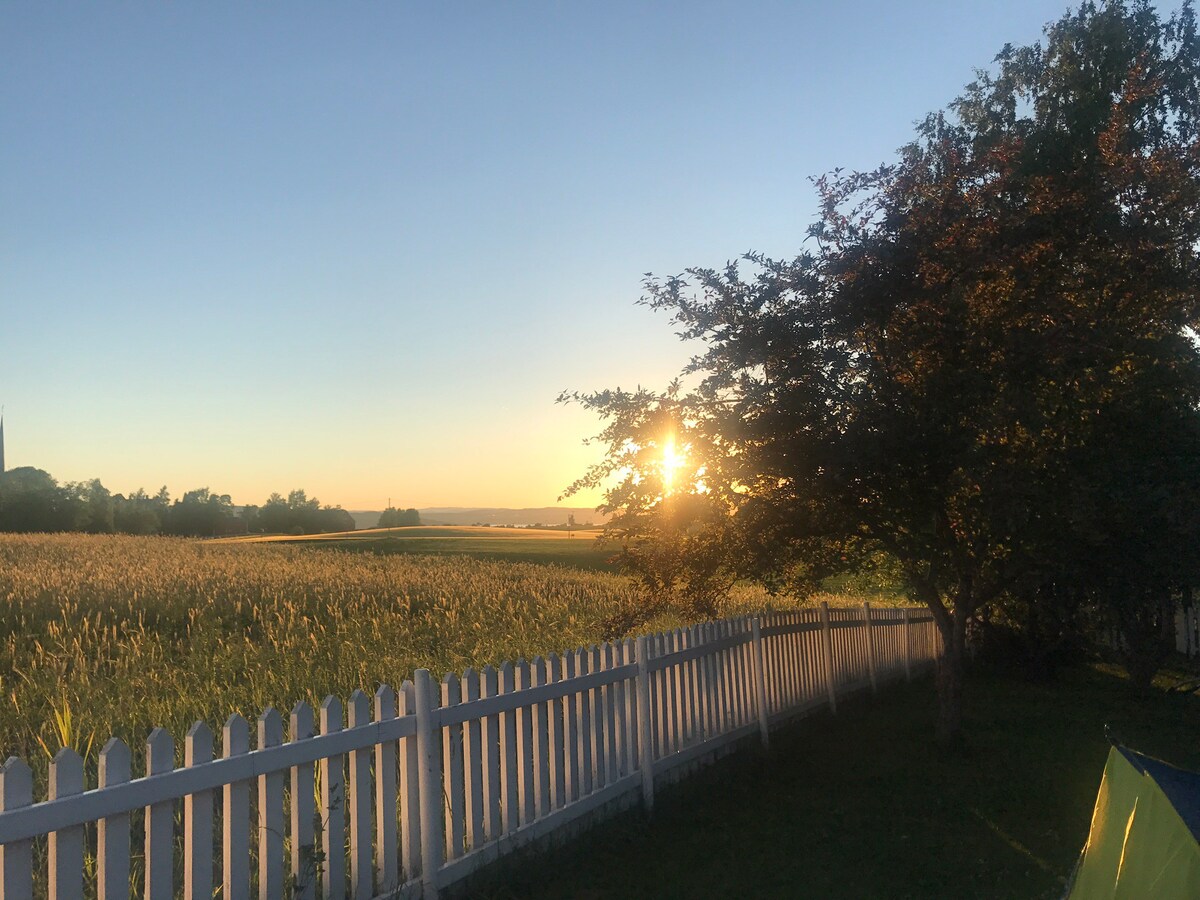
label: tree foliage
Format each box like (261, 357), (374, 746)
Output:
(0, 469), (359, 537)
(565, 1), (1200, 740)
(377, 506), (421, 528)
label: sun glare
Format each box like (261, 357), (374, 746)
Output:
(662, 438), (683, 493)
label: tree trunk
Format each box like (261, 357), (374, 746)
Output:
(1116, 585), (1175, 692)
(934, 607), (969, 746)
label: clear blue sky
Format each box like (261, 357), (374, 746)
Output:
(1, 1), (1101, 509)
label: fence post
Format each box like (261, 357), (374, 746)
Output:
(902, 608), (912, 681)
(820, 602), (838, 714)
(635, 635), (655, 814)
(863, 602), (878, 695)
(750, 618), (771, 750)
(415, 669), (444, 900)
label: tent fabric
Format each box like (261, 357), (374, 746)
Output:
(1118, 747), (1200, 842)
(1067, 746), (1200, 899)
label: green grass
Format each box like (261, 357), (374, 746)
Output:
(468, 663), (1200, 900)
(339, 536), (618, 571)
(215, 526), (620, 571)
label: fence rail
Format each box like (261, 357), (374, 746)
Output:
(0, 602), (939, 899)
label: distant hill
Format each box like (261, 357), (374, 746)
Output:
(347, 507), (608, 530)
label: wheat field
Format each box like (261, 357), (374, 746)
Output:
(0, 533), (802, 774)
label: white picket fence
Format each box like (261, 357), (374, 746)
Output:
(0, 603), (938, 900)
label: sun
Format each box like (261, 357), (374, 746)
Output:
(662, 438), (684, 493)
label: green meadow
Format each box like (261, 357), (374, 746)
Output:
(214, 525), (618, 570)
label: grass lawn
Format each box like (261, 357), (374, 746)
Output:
(469, 662), (1199, 900)
(356, 535), (616, 571)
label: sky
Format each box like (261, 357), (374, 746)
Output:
(0, 0), (1114, 510)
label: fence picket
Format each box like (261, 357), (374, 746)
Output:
(864, 603), (878, 694)
(145, 727), (174, 900)
(603, 644), (619, 783)
(223, 715), (250, 900)
(348, 691), (373, 898)
(399, 681), (422, 880)
(703, 624), (719, 738)
(649, 635), (664, 758)
(729, 624), (748, 729)
(96, 739), (130, 900)
(717, 621), (734, 732)
(374, 685), (399, 893)
(413, 670), (443, 900)
(320, 696), (346, 900)
(573, 650), (591, 792)
(441, 674), (465, 858)
(499, 662), (519, 834)
(479, 667), (501, 842)
(183, 724), (213, 900)
(462, 669), (485, 852)
(712, 624), (728, 735)
(610, 644), (629, 777)
(258, 709), (285, 900)
(903, 609), (912, 681)
(515, 661), (535, 825)
(715, 621), (734, 731)
(634, 636), (654, 812)
(289, 702), (317, 899)
(531, 658), (551, 818)
(663, 633), (679, 756)
(545, 653), (565, 808)
(561, 652), (579, 804)
(784, 614), (800, 710)
(820, 602), (838, 713)
(48, 748), (83, 900)
(589, 645), (606, 788)
(751, 619), (770, 748)
(0, 757), (33, 900)
(688, 626), (704, 741)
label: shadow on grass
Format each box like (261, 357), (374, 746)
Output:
(464, 665), (1199, 900)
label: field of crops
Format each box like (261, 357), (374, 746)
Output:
(0, 533), (795, 774)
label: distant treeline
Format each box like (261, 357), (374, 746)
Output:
(377, 507), (420, 527)
(0, 466), (413, 537)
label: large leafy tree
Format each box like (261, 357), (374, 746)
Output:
(565, 1), (1200, 741)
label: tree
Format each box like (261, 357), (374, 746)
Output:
(113, 488), (165, 535)
(377, 507), (420, 528)
(77, 479), (115, 534)
(164, 487), (236, 537)
(0, 467), (75, 532)
(565, 1), (1200, 741)
(316, 506), (356, 533)
(257, 492), (292, 534)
